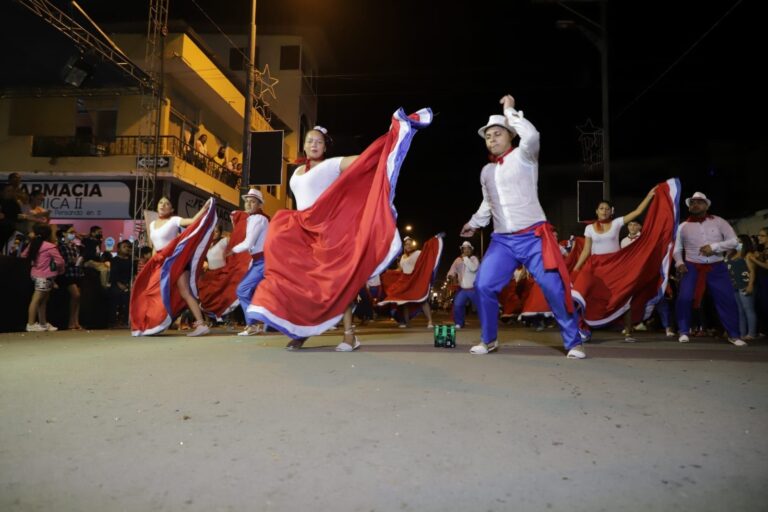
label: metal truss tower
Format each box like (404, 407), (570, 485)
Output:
(133, 0), (169, 242)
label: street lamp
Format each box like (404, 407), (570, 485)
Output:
(405, 225), (412, 232)
(556, 0), (610, 200)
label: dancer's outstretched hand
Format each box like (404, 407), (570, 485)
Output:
(500, 95), (515, 110)
(460, 223), (476, 237)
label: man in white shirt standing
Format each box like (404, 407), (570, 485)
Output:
(461, 94), (584, 358)
(620, 221), (642, 249)
(228, 188), (270, 336)
(674, 192), (745, 346)
(447, 241), (480, 329)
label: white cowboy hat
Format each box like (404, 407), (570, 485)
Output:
(460, 241), (474, 250)
(478, 114), (517, 138)
(242, 188), (264, 202)
(685, 191), (711, 207)
(403, 236), (414, 243)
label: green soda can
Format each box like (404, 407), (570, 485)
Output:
(433, 324), (444, 347)
(445, 324), (456, 348)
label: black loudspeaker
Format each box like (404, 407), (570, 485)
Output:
(248, 131), (284, 186)
(577, 180), (604, 222)
(61, 55), (92, 88)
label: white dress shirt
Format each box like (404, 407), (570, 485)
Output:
(231, 214), (269, 256)
(468, 108), (546, 233)
(447, 255), (480, 289)
(620, 232), (641, 249)
(673, 215), (738, 265)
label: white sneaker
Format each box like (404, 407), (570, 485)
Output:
(42, 323), (58, 332)
(237, 324), (262, 336)
(678, 334), (690, 343)
(623, 336), (637, 343)
(728, 337), (747, 347)
(634, 322), (647, 331)
(187, 322), (210, 337)
(469, 341), (498, 354)
(454, 324), (462, 330)
(398, 324), (407, 329)
(26, 323), (46, 332)
(665, 327), (676, 337)
(567, 345), (587, 359)
(427, 324), (434, 329)
(335, 337), (361, 352)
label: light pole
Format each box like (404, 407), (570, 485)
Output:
(556, 0), (610, 200)
(241, 0), (257, 198)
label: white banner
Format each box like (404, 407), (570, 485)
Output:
(21, 181), (131, 219)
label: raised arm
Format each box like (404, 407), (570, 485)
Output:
(623, 187), (656, 225)
(339, 155), (359, 173)
(180, 199), (211, 227)
(501, 95), (540, 164)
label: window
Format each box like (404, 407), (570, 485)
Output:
(267, 185), (278, 198)
(280, 45), (300, 70)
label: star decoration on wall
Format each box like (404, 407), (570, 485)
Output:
(254, 64), (279, 102)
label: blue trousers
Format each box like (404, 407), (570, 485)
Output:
(676, 261), (739, 338)
(237, 259), (265, 325)
(453, 288), (478, 327)
(475, 232), (581, 350)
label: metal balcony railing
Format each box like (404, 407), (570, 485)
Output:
(31, 135), (241, 188)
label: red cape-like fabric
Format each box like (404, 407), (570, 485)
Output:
(197, 210), (259, 320)
(379, 236), (444, 306)
(130, 200), (218, 336)
(501, 274), (535, 319)
(247, 109), (432, 338)
(571, 178), (680, 326)
(520, 237), (585, 317)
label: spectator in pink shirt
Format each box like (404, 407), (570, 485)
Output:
(22, 224), (65, 332)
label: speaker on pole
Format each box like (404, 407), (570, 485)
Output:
(248, 131), (284, 186)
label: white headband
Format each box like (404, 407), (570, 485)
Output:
(312, 125), (328, 135)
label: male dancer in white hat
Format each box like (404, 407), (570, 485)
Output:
(461, 94), (585, 358)
(447, 241), (480, 329)
(228, 188), (270, 336)
(674, 191), (746, 346)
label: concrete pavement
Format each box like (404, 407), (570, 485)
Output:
(1, 316), (767, 511)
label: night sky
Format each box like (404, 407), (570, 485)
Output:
(8, 0), (767, 266)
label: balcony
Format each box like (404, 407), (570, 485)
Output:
(31, 135), (241, 189)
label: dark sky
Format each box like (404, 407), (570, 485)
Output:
(9, 1), (767, 264)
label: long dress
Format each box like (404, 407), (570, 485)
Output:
(247, 108), (432, 338)
(378, 235), (444, 306)
(519, 237), (585, 319)
(571, 178), (681, 326)
(197, 210), (254, 321)
(130, 200), (218, 336)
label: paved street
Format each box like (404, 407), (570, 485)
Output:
(2, 316), (767, 512)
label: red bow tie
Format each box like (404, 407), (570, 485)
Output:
(490, 147), (514, 165)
